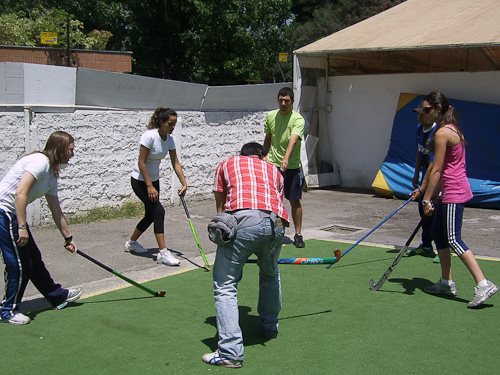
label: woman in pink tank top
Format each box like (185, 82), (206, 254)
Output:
(419, 91), (497, 308)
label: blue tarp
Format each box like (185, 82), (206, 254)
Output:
(375, 94), (500, 208)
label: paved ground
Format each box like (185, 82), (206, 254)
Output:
(7, 188), (500, 312)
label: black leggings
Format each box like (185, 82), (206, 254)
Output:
(131, 177), (165, 234)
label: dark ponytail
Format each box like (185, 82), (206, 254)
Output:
(424, 91), (465, 144)
(147, 107), (177, 129)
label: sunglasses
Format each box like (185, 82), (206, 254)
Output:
(420, 106), (433, 114)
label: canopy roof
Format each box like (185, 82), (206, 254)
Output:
(295, 0), (500, 75)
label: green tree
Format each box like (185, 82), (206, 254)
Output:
(0, 6), (112, 49)
(120, 0), (188, 80)
(0, 0), (407, 83)
(180, 0), (294, 84)
(40, 0), (132, 51)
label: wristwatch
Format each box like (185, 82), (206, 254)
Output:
(422, 200), (431, 206)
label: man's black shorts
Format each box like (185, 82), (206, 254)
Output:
(280, 167), (302, 201)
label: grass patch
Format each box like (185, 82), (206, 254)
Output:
(8, 240), (500, 374)
(66, 200), (144, 225)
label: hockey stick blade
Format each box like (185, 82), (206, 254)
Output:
(76, 250), (166, 297)
(368, 246), (408, 291)
(369, 220), (423, 291)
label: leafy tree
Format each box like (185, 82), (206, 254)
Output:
(120, 0), (188, 80)
(180, 0), (294, 84)
(0, 0), (407, 83)
(0, 6), (112, 49)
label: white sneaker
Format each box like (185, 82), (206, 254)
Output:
(124, 240), (148, 254)
(55, 287), (83, 310)
(202, 350), (243, 368)
(157, 249), (180, 266)
(1, 312), (30, 325)
(468, 281), (499, 308)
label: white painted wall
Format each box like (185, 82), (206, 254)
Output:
(0, 109), (267, 226)
(6, 63), (500, 224)
(0, 113), (25, 168)
(75, 68), (207, 110)
(327, 71), (500, 187)
(0, 63), (24, 104)
(24, 64), (76, 106)
(202, 84), (286, 111)
(75, 68), (287, 111)
(0, 63), (76, 107)
(0, 63), (288, 226)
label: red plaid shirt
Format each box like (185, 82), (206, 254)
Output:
(213, 155), (289, 223)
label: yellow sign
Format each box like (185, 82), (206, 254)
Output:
(279, 53), (288, 62)
(41, 32), (58, 45)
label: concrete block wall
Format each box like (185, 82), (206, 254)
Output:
(0, 63), (287, 226)
(0, 113), (26, 172)
(0, 109), (267, 226)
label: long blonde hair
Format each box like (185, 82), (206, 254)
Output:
(41, 131), (74, 177)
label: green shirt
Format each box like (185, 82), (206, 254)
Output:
(264, 109), (305, 169)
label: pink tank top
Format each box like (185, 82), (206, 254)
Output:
(441, 125), (473, 204)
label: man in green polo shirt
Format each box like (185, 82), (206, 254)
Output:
(264, 87), (306, 248)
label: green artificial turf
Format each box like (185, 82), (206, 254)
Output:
(3, 239), (499, 374)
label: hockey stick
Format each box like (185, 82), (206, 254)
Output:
(76, 250), (166, 297)
(369, 220), (422, 291)
(180, 195), (210, 271)
(327, 196), (413, 269)
(247, 250), (341, 265)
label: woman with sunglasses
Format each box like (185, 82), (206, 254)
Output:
(419, 91), (497, 308)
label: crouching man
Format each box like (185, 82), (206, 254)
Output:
(202, 142), (289, 368)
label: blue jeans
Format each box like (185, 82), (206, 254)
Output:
(212, 217), (285, 361)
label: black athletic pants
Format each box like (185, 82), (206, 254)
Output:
(131, 177), (165, 234)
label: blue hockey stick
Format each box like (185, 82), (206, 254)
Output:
(327, 196), (413, 269)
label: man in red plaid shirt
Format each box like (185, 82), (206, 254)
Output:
(202, 142), (289, 368)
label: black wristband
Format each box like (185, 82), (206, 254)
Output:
(64, 235), (73, 244)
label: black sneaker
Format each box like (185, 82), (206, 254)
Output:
(293, 234), (305, 248)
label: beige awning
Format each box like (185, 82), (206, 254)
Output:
(295, 0), (500, 75)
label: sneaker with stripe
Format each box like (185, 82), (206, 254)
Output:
(406, 245), (434, 257)
(55, 287), (83, 310)
(1, 312), (30, 325)
(202, 350), (243, 368)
